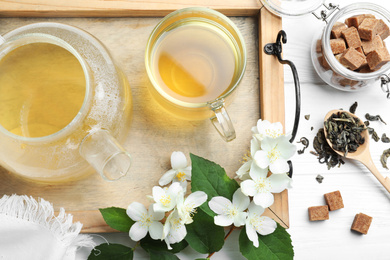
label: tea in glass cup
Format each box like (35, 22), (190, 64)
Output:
(145, 7), (246, 142)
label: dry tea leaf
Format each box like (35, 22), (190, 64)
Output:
(367, 127), (380, 142)
(312, 128), (345, 170)
(349, 101), (358, 114)
(381, 148), (390, 170)
(297, 137), (309, 154)
(381, 133), (390, 143)
(365, 113), (387, 125)
(325, 111), (365, 157)
(316, 174), (324, 184)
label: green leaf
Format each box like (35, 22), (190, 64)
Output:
(99, 207), (134, 232)
(88, 243), (133, 260)
(185, 208), (225, 254)
(239, 224), (294, 260)
(149, 250), (180, 260)
(140, 234), (188, 254)
(190, 154), (239, 215)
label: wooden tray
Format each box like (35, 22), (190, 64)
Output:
(0, 1), (288, 232)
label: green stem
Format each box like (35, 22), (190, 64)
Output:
(207, 226), (236, 258)
(132, 241), (140, 251)
(224, 226), (236, 240)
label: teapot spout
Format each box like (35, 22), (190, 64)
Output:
(79, 129), (131, 181)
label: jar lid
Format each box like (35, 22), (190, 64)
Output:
(260, 0), (325, 17)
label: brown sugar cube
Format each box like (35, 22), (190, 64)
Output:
(355, 48), (367, 68)
(345, 14), (375, 28)
(335, 53), (342, 62)
(316, 39), (322, 53)
(366, 47), (390, 70)
(361, 35), (384, 55)
(308, 206), (329, 221)
(331, 22), (348, 38)
(330, 38), (346, 54)
(341, 27), (362, 48)
(377, 19), (390, 40)
(359, 18), (380, 41)
(355, 46), (364, 54)
(332, 72), (359, 87)
(340, 48), (367, 70)
(318, 55), (331, 70)
(324, 190), (344, 211)
(351, 213), (372, 234)
(359, 64), (374, 73)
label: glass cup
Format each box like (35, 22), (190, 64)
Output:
(145, 7), (246, 142)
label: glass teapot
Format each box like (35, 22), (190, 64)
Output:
(0, 23), (132, 183)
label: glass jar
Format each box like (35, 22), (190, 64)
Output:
(261, 0), (390, 94)
(312, 3), (390, 91)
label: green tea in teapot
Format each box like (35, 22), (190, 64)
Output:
(0, 42), (86, 138)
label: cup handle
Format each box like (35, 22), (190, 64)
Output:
(208, 98), (236, 142)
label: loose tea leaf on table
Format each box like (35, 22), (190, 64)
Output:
(304, 115), (310, 120)
(365, 113), (387, 125)
(367, 127), (380, 142)
(371, 129), (380, 142)
(349, 101), (358, 114)
(382, 133), (390, 143)
(324, 111), (366, 157)
(316, 174), (324, 184)
(297, 137), (309, 154)
(380, 149), (390, 170)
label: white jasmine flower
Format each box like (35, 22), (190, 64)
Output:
(253, 135), (296, 174)
(208, 188), (249, 227)
(252, 119), (283, 142)
(236, 137), (260, 181)
(159, 151), (192, 188)
(177, 191), (207, 224)
(245, 202), (277, 247)
(126, 202), (164, 241)
(240, 164), (291, 208)
(163, 209), (187, 250)
(153, 182), (183, 212)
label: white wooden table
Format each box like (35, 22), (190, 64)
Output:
(77, 0), (390, 259)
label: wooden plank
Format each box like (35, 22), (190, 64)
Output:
(258, 7), (289, 228)
(0, 0), (261, 17)
(73, 211), (116, 233)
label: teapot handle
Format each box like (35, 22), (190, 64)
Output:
(79, 129), (132, 181)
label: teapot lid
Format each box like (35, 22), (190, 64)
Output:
(260, 0), (325, 17)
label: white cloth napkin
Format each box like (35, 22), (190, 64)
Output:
(0, 195), (95, 260)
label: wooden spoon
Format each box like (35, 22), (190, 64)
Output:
(324, 109), (390, 193)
